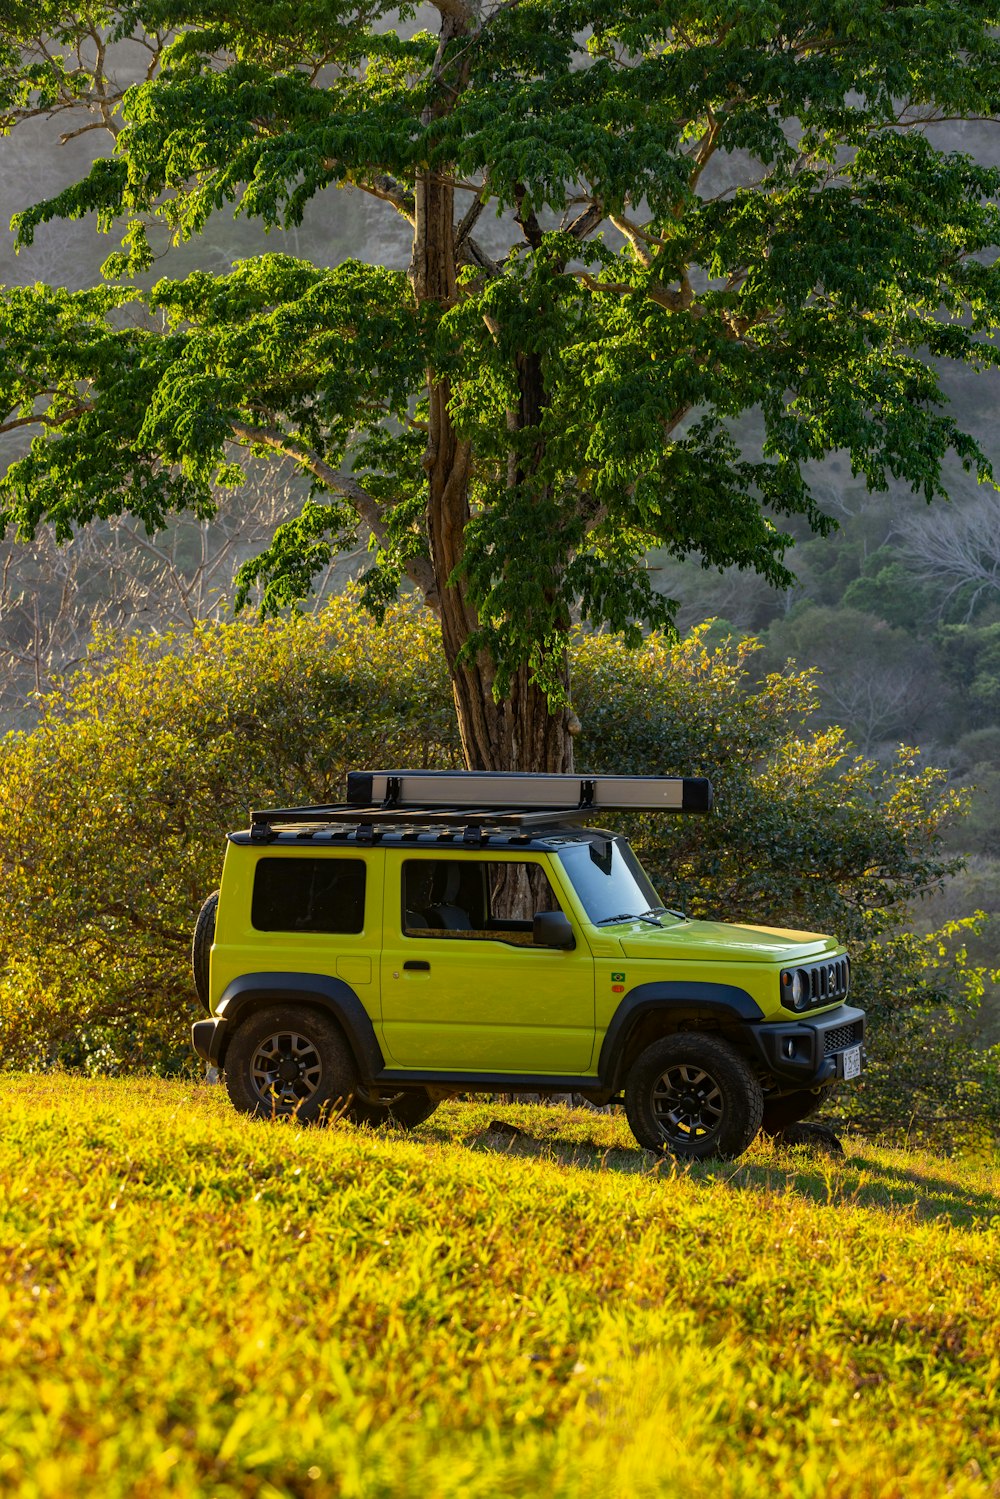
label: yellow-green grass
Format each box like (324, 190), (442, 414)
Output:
(1, 1078), (998, 1499)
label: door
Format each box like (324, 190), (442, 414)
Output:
(379, 852), (595, 1072)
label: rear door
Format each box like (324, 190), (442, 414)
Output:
(379, 851), (595, 1073)
(214, 847), (383, 1024)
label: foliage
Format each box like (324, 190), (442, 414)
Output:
(947, 731), (1000, 858)
(0, 464), (344, 730)
(840, 549), (941, 634)
(910, 855), (1000, 1048)
(647, 488), (1000, 760)
(3, 3), (1000, 765)
(937, 618), (1000, 732)
(1, 1076), (999, 1498)
(574, 630), (960, 940)
(843, 919), (1000, 1132)
(0, 598), (995, 1132)
(758, 605), (945, 750)
(573, 627), (1000, 1132)
(0, 595), (459, 1072)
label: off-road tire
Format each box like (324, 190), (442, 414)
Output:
(778, 1120), (844, 1155)
(348, 1090), (438, 1130)
(224, 1004), (357, 1123)
(760, 1086), (833, 1135)
(624, 1033), (764, 1160)
(191, 890), (219, 1014)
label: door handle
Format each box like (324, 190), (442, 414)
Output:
(403, 960), (431, 972)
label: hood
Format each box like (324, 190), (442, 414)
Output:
(617, 918), (841, 964)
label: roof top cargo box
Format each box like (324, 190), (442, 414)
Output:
(346, 770), (713, 814)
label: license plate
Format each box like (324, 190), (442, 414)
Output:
(842, 1046), (862, 1080)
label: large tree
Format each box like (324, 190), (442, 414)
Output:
(2, 2), (1000, 771)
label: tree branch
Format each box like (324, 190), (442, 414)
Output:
(688, 108), (723, 193)
(571, 271), (703, 316)
(339, 168), (416, 225)
(426, 0), (475, 21)
(0, 406), (90, 434)
(58, 119), (113, 145)
(566, 202), (604, 241)
(609, 213), (653, 268)
(513, 183), (543, 249)
(229, 422), (439, 610)
(459, 235), (501, 276)
(455, 190), (487, 249)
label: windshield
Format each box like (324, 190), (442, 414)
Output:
(557, 839), (666, 926)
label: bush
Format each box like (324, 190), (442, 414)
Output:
(0, 595), (459, 1071)
(572, 629), (1000, 1134)
(0, 598), (996, 1134)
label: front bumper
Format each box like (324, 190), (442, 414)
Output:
(746, 1004), (866, 1089)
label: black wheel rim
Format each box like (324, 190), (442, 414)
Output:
(651, 1062), (724, 1144)
(249, 1030), (323, 1110)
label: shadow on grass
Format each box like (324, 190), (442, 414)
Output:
(422, 1110), (1000, 1229)
(670, 1151), (1000, 1228)
(832, 1158), (1000, 1227)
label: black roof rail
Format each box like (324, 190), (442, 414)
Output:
(247, 803), (602, 841)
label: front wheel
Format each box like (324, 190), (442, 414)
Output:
(624, 1034), (764, 1160)
(225, 1005), (357, 1123)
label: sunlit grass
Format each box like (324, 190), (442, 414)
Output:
(1, 1076), (998, 1497)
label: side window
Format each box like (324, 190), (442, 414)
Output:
(402, 859), (561, 944)
(251, 858), (366, 933)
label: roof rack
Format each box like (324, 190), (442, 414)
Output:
(248, 771), (713, 841)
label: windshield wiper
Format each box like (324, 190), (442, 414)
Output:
(644, 904), (688, 922)
(595, 911), (663, 927)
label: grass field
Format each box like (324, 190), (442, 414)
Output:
(0, 1077), (998, 1498)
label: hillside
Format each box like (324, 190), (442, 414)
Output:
(1, 1077), (997, 1498)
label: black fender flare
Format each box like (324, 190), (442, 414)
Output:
(213, 972), (385, 1080)
(598, 982), (763, 1092)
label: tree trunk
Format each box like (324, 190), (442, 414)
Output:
(409, 11), (575, 774)
(449, 639), (575, 772)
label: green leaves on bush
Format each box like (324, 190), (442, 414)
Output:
(0, 596), (459, 1072)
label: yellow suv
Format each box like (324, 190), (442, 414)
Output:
(191, 771), (864, 1159)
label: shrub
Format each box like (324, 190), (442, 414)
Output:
(0, 595), (459, 1071)
(572, 629), (1000, 1134)
(0, 598), (995, 1134)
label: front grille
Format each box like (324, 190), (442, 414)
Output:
(824, 1021), (863, 1055)
(783, 956), (851, 1011)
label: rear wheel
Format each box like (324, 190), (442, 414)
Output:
(348, 1088), (438, 1131)
(760, 1086), (833, 1136)
(224, 1005), (357, 1123)
(624, 1034), (763, 1160)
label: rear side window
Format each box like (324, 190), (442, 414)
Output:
(251, 858), (366, 933)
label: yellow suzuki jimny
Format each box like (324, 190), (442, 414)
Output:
(191, 771), (864, 1159)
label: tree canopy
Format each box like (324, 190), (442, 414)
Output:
(3, 1), (1000, 768)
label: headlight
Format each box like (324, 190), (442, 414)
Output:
(781, 968), (810, 1011)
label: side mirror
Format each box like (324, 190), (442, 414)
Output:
(533, 910), (576, 950)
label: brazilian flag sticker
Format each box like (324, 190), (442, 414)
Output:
(611, 972), (625, 982)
